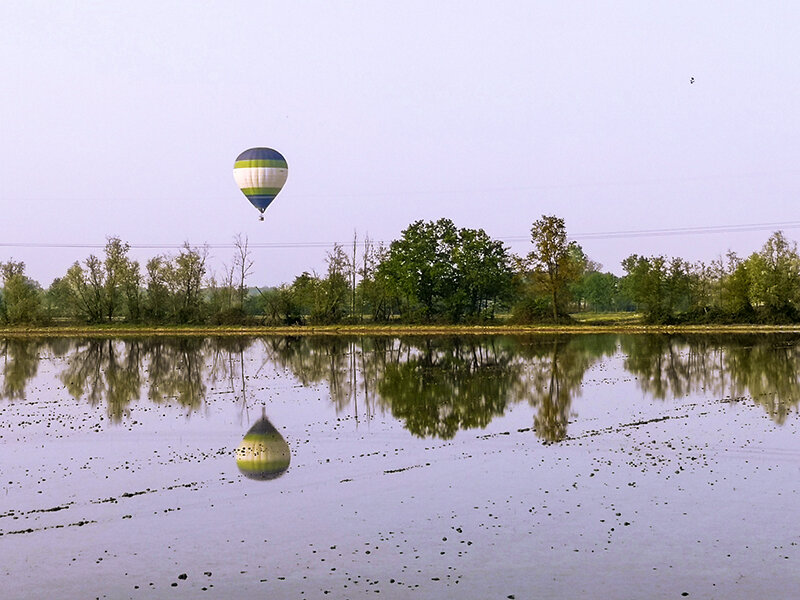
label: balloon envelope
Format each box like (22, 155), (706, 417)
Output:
(233, 147), (288, 215)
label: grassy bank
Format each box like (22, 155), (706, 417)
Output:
(3, 319), (800, 337)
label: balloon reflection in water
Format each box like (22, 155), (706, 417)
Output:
(235, 410), (291, 480)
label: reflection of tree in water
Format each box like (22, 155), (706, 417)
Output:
(264, 336), (361, 412)
(269, 335), (611, 442)
(207, 337), (274, 427)
(59, 338), (210, 422)
(144, 338), (208, 411)
(520, 335), (617, 443)
(725, 337), (800, 423)
(266, 336), (525, 437)
(1, 337), (98, 401)
(9, 332), (800, 438)
(208, 337), (249, 396)
(622, 334), (800, 424)
(622, 335), (707, 400)
(60, 339), (144, 421)
(0, 338), (45, 400)
(378, 337), (522, 439)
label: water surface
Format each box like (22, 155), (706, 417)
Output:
(1, 334), (799, 598)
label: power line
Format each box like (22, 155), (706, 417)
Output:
(553, 220), (800, 241)
(0, 219), (797, 251)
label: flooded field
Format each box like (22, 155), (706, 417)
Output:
(1, 334), (799, 599)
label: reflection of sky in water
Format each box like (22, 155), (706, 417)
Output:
(2, 335), (800, 598)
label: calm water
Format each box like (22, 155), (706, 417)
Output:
(1, 334), (799, 599)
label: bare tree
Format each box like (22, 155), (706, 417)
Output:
(351, 230), (358, 319)
(233, 233), (254, 309)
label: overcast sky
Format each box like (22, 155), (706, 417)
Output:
(2, 1), (799, 286)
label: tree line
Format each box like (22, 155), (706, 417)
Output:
(2, 215), (800, 325)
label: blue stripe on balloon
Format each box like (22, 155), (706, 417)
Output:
(236, 147), (286, 162)
(246, 195), (276, 212)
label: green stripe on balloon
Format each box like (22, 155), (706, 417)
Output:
(235, 416), (291, 480)
(234, 159), (288, 169)
(237, 458), (290, 473)
(239, 187), (283, 196)
(241, 431), (285, 444)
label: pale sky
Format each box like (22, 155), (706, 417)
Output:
(2, 1), (799, 286)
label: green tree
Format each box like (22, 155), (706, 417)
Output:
(358, 237), (394, 322)
(0, 261), (43, 325)
(44, 277), (73, 321)
(61, 261), (101, 322)
(55, 238), (138, 323)
(143, 256), (171, 323)
(526, 215), (586, 321)
(376, 219), (512, 322)
(745, 231), (800, 322)
(620, 255), (692, 323)
(289, 272), (319, 322)
(1, 260), (25, 281)
(169, 244), (208, 323)
(120, 255), (142, 322)
(450, 227), (513, 320)
(313, 244), (351, 324)
(258, 284), (302, 325)
(580, 271), (619, 312)
(377, 219), (458, 321)
(717, 252), (753, 318)
(102, 237), (130, 321)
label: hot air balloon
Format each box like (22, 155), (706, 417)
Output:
(235, 410), (291, 480)
(233, 147), (288, 221)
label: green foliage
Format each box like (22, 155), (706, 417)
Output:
(0, 262), (44, 325)
(311, 244), (350, 324)
(618, 232), (800, 324)
(509, 294), (555, 323)
(102, 237), (130, 321)
(54, 238), (140, 323)
(513, 215), (587, 322)
(171, 244), (208, 323)
(144, 256), (171, 322)
(288, 272), (318, 323)
(620, 255), (693, 323)
(713, 252), (753, 320)
(358, 239), (393, 322)
(376, 219), (513, 323)
(744, 232), (800, 322)
(451, 227), (514, 321)
(376, 219), (457, 321)
(579, 271), (620, 312)
(259, 285), (303, 325)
